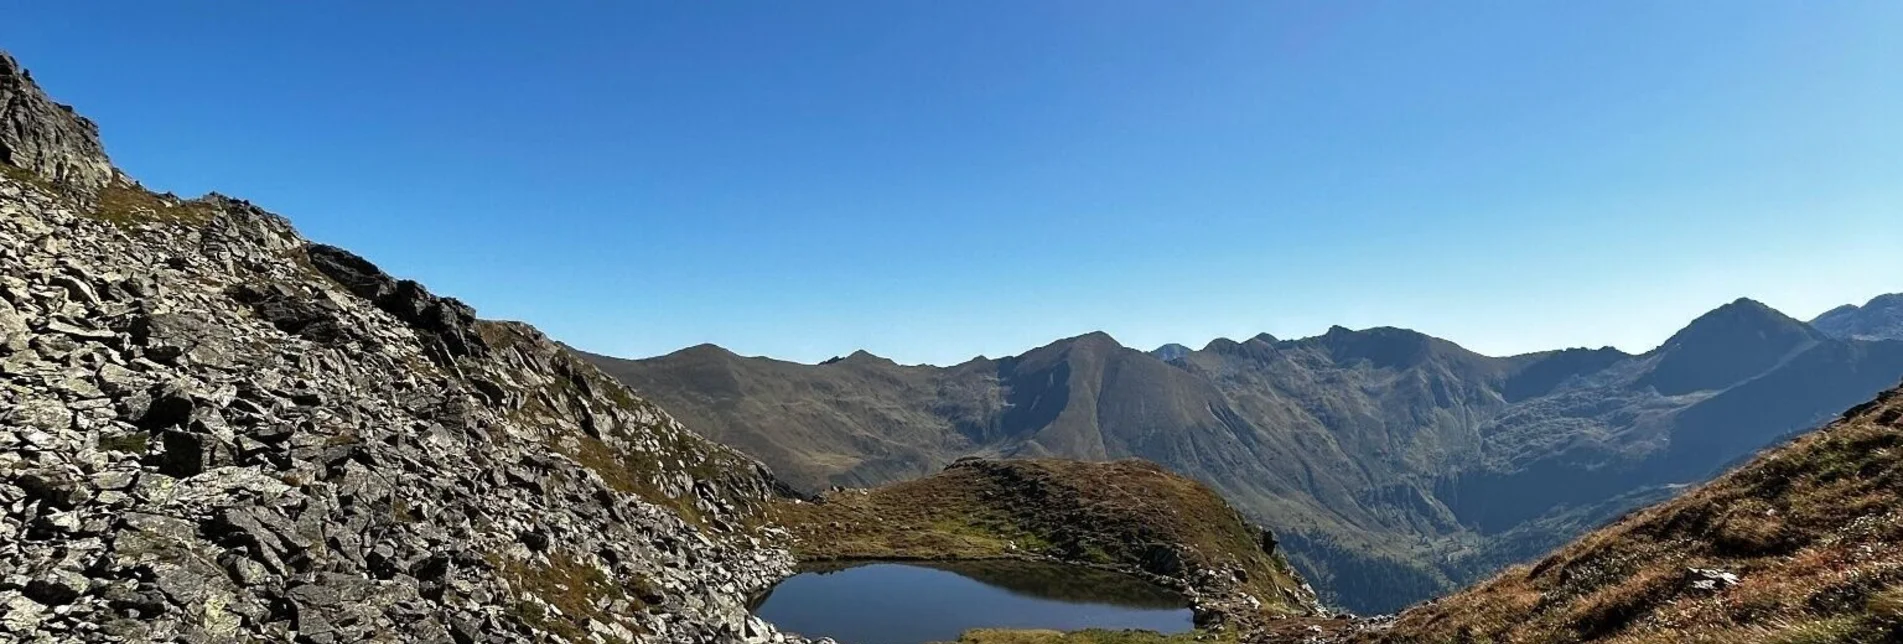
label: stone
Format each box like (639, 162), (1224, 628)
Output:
(0, 591), (49, 634)
(92, 469), (137, 490)
(1686, 567), (1740, 592)
(226, 283), (352, 344)
(0, 298), (27, 352)
(8, 397), (71, 431)
(132, 312), (238, 369)
(15, 470), (89, 510)
(95, 363), (142, 396)
(0, 52), (807, 642)
(51, 275), (99, 307)
(24, 570), (91, 605)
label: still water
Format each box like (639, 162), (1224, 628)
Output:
(750, 560), (1194, 644)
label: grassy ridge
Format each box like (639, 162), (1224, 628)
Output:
(771, 457), (1319, 631)
(1363, 384), (1903, 643)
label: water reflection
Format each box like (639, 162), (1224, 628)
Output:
(751, 560), (1193, 644)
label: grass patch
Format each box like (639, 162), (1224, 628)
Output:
(489, 551), (651, 643)
(772, 458), (1318, 630)
(91, 182), (216, 226)
(98, 432), (149, 454)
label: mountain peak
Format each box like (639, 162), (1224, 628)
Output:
(1643, 297), (1824, 395)
(1660, 298), (1818, 350)
(822, 348), (897, 366)
(1151, 342), (1193, 361)
(0, 51), (115, 195)
(1312, 325), (1443, 369)
(1066, 330), (1123, 349)
(1811, 292), (1903, 341)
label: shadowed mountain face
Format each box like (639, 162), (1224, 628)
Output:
(1813, 292), (1903, 341)
(583, 298), (1903, 613)
(1364, 382), (1903, 643)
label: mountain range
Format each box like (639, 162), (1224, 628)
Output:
(583, 296), (1903, 612)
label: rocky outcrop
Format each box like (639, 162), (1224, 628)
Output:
(0, 52), (113, 197)
(0, 51), (810, 644)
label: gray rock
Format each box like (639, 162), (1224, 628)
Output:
(0, 591), (49, 634)
(0, 298), (27, 352)
(0, 52), (116, 195)
(24, 569), (90, 605)
(0, 49), (806, 642)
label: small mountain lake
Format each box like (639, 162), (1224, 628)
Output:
(750, 560), (1194, 644)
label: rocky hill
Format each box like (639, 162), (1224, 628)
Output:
(585, 299), (1903, 613)
(1359, 379), (1903, 643)
(0, 50), (805, 643)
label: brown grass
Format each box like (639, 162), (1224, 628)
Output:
(489, 551), (652, 643)
(772, 458), (1315, 626)
(91, 180), (216, 226)
(1359, 385), (1903, 644)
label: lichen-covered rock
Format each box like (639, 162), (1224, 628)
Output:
(0, 50), (803, 644)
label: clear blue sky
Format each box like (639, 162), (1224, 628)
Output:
(6, 2), (1899, 365)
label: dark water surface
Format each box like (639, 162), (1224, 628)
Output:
(750, 560), (1194, 644)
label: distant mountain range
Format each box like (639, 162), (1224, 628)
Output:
(580, 295), (1903, 613)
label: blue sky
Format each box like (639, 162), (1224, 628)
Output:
(6, 2), (1899, 365)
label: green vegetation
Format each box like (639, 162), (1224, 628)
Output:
(773, 457), (1317, 636)
(97, 432), (149, 454)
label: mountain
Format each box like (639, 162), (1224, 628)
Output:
(585, 301), (1903, 613)
(1813, 292), (1903, 341)
(1361, 380), (1903, 643)
(1151, 343), (1193, 362)
(0, 50), (812, 643)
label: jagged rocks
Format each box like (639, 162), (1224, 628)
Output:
(0, 53), (115, 197)
(0, 51), (804, 644)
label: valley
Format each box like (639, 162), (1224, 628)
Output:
(586, 301), (1903, 613)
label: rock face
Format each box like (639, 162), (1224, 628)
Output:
(0, 52), (113, 197)
(0, 51), (806, 643)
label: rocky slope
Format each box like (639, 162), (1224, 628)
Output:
(1813, 293), (1903, 342)
(1357, 379), (1903, 643)
(0, 50), (806, 643)
(771, 458), (1322, 635)
(586, 300), (1903, 613)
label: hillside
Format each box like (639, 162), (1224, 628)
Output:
(0, 50), (806, 643)
(586, 301), (1903, 612)
(771, 458), (1322, 634)
(1362, 380), (1903, 643)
